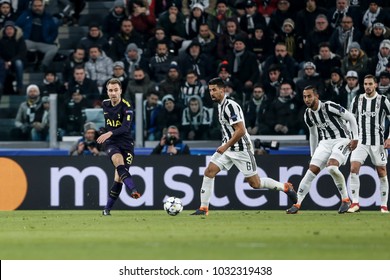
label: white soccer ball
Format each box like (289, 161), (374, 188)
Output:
(163, 197), (183, 216)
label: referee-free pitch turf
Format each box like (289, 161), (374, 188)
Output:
(0, 210), (389, 260)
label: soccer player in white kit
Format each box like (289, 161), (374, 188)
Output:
(348, 74), (390, 213)
(191, 77), (297, 216)
(286, 85), (359, 214)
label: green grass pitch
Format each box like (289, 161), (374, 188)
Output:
(0, 210), (389, 260)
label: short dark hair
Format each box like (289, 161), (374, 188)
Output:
(303, 85), (318, 94)
(208, 77), (225, 87)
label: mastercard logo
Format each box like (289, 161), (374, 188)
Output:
(0, 158), (28, 210)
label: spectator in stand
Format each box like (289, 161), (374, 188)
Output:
(266, 81), (302, 135)
(313, 42), (342, 82)
(247, 23), (272, 65)
(129, 0), (156, 43)
(295, 62), (325, 104)
(156, 94), (183, 138)
(158, 61), (182, 101)
(178, 39), (214, 85)
(216, 60), (241, 94)
(59, 90), (89, 136)
(38, 69), (65, 99)
(0, 52), (5, 100)
(0, 0), (17, 29)
(268, 0), (295, 38)
(262, 63), (287, 102)
(361, 0), (390, 32)
(323, 67), (346, 107)
(156, 2), (186, 54)
(274, 18), (304, 63)
(181, 0), (211, 17)
(108, 18), (144, 62)
(340, 42), (369, 82)
(239, 0), (266, 39)
(329, 15), (362, 57)
(31, 95), (50, 141)
(341, 70), (363, 109)
(243, 83), (271, 135)
(144, 27), (175, 59)
(196, 23), (217, 58)
(207, 0), (235, 37)
(226, 35), (259, 98)
(149, 40), (175, 84)
(295, 0), (328, 40)
(67, 65), (100, 106)
(304, 14), (333, 61)
(181, 95), (213, 140)
(327, 0), (362, 30)
(84, 45), (114, 91)
(11, 84), (42, 140)
(69, 122), (106, 156)
(257, 0), (279, 24)
(101, 61), (129, 100)
(370, 39), (390, 78)
(217, 17), (247, 60)
(143, 91), (162, 141)
(78, 23), (110, 59)
(263, 41), (298, 82)
(151, 125), (191, 155)
(179, 69), (207, 108)
(184, 3), (214, 40)
(102, 0), (127, 44)
(62, 47), (85, 90)
(378, 71), (390, 98)
(122, 42), (150, 80)
(15, 0), (58, 72)
(124, 66), (156, 103)
(361, 22), (390, 59)
(0, 20), (26, 95)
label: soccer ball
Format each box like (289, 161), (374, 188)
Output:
(163, 197), (183, 216)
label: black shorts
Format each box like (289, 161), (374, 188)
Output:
(105, 142), (134, 169)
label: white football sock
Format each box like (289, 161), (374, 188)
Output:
(200, 176), (214, 208)
(349, 173), (360, 203)
(379, 176), (389, 207)
(297, 169), (316, 205)
(327, 165), (348, 200)
(260, 177), (284, 191)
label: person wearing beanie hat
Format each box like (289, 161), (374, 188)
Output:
(328, 16), (361, 57)
(347, 74), (390, 214)
(101, 60), (129, 98)
(11, 83), (42, 140)
(295, 61), (325, 107)
(185, 2), (209, 39)
(274, 18), (304, 62)
(342, 41), (369, 82)
(283, 18), (295, 30)
(369, 38), (390, 77)
(362, 0), (388, 30)
(102, 0), (127, 41)
(378, 71), (390, 96)
(322, 67), (347, 107)
(69, 121), (106, 156)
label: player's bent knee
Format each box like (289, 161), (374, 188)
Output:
(326, 165), (339, 175)
(247, 176), (260, 189)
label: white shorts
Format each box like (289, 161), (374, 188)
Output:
(210, 150), (258, 178)
(311, 138), (351, 169)
(350, 144), (388, 166)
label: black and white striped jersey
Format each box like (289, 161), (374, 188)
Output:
(350, 92), (390, 145)
(218, 96), (253, 152)
(304, 100), (353, 141)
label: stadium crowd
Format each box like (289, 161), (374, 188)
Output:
(1, 0), (390, 142)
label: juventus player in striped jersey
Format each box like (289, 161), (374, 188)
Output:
(191, 77), (297, 216)
(97, 78), (141, 216)
(287, 85), (359, 214)
(348, 75), (390, 213)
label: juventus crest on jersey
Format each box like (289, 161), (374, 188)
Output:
(350, 93), (390, 145)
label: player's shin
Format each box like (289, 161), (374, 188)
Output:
(200, 176), (214, 208)
(105, 181), (123, 210)
(380, 176), (389, 207)
(297, 169), (316, 205)
(116, 165), (136, 191)
(327, 165), (349, 200)
(259, 178), (284, 191)
(349, 173), (360, 203)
